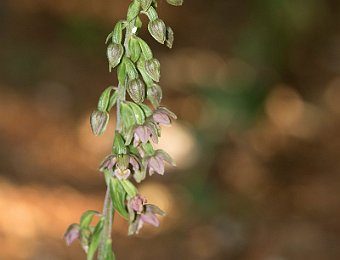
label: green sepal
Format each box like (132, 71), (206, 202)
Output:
(120, 179), (138, 198)
(87, 218), (104, 260)
(127, 0), (141, 22)
(129, 36), (141, 63)
(80, 210), (100, 230)
(113, 131), (127, 154)
(137, 38), (153, 60)
(110, 178), (129, 220)
(127, 101), (145, 125)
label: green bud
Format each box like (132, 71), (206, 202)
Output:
(129, 36), (141, 63)
(145, 58), (161, 82)
(90, 110), (109, 136)
(127, 78), (145, 103)
(113, 131), (127, 154)
(166, 0), (183, 6)
(166, 26), (174, 49)
(147, 83), (162, 108)
(107, 43), (124, 70)
(148, 19), (166, 44)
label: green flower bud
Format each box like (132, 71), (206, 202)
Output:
(147, 83), (162, 108)
(166, 0), (183, 6)
(127, 78), (145, 103)
(145, 58), (161, 82)
(148, 19), (166, 44)
(166, 26), (174, 49)
(90, 110), (109, 136)
(107, 43), (124, 70)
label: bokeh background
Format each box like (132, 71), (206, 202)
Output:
(1, 0), (340, 259)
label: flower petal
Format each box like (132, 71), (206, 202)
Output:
(141, 213), (160, 227)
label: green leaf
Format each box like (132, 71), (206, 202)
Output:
(139, 0), (153, 11)
(117, 62), (126, 85)
(87, 218), (104, 260)
(127, 101), (145, 125)
(139, 103), (153, 117)
(135, 16), (143, 29)
(127, 1), (141, 22)
(110, 178), (129, 219)
(80, 210), (100, 230)
(142, 142), (155, 156)
(129, 36), (141, 63)
(112, 20), (124, 44)
(137, 38), (153, 60)
(113, 131), (127, 154)
(123, 57), (138, 79)
(107, 89), (118, 110)
(98, 86), (114, 112)
(144, 6), (158, 21)
(137, 58), (154, 86)
(120, 102), (137, 132)
(120, 179), (138, 198)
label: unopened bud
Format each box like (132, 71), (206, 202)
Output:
(107, 43), (124, 70)
(145, 58), (161, 82)
(147, 83), (162, 108)
(148, 19), (166, 44)
(166, 0), (183, 6)
(127, 78), (145, 103)
(90, 110), (109, 136)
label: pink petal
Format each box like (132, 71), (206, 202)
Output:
(141, 213), (160, 227)
(153, 113), (171, 125)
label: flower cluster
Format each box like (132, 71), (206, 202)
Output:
(64, 0), (183, 259)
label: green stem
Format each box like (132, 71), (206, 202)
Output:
(97, 17), (135, 260)
(98, 186), (114, 260)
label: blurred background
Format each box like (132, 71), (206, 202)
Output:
(1, 0), (340, 259)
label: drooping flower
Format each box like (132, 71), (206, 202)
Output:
(147, 149), (176, 176)
(127, 195), (165, 235)
(152, 107), (177, 126)
(133, 121), (159, 146)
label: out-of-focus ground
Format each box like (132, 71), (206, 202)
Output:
(1, 0), (340, 259)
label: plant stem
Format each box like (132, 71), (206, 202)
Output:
(98, 186), (113, 260)
(97, 17), (134, 260)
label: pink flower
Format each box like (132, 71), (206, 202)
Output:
(152, 107), (177, 126)
(147, 149), (176, 176)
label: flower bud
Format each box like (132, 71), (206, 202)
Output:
(166, 0), (183, 6)
(147, 83), (162, 108)
(166, 26), (174, 49)
(127, 78), (145, 103)
(148, 19), (166, 44)
(145, 58), (161, 82)
(107, 43), (124, 70)
(90, 110), (109, 136)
